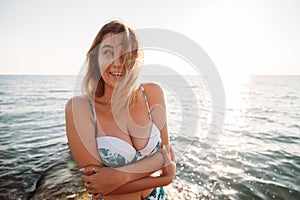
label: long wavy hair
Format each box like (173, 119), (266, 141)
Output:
(82, 20), (143, 114)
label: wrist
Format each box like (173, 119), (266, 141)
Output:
(161, 162), (175, 184)
(160, 173), (173, 186)
(114, 168), (129, 185)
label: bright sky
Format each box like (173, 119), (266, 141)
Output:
(0, 0), (299, 77)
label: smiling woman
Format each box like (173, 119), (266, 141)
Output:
(82, 21), (143, 114)
(65, 20), (176, 200)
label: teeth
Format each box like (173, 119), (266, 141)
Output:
(111, 72), (124, 76)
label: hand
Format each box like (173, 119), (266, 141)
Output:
(81, 165), (128, 196)
(161, 144), (176, 167)
(168, 144), (176, 162)
(161, 144), (176, 183)
(162, 160), (176, 183)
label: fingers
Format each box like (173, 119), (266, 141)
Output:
(164, 144), (176, 162)
(82, 174), (91, 183)
(93, 193), (103, 199)
(169, 145), (176, 162)
(83, 177), (98, 196)
(81, 166), (105, 198)
(161, 144), (176, 168)
(81, 166), (97, 175)
(85, 182), (102, 198)
(84, 181), (91, 189)
(161, 145), (171, 167)
(85, 182), (94, 194)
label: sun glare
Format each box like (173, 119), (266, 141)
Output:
(221, 72), (250, 109)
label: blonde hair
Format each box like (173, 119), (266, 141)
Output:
(82, 20), (143, 114)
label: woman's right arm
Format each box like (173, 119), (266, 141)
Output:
(65, 97), (102, 167)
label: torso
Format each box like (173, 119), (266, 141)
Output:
(86, 84), (160, 199)
(95, 86), (154, 149)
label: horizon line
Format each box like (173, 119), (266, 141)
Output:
(0, 73), (300, 76)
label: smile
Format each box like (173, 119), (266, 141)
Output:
(109, 72), (125, 77)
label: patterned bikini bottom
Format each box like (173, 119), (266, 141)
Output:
(91, 187), (168, 200)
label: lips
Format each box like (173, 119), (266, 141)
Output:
(109, 71), (125, 77)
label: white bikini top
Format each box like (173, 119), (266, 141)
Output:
(86, 84), (161, 167)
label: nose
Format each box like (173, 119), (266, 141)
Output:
(112, 56), (122, 69)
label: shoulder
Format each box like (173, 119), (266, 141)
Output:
(143, 83), (164, 96)
(142, 82), (163, 93)
(141, 83), (165, 105)
(65, 95), (89, 114)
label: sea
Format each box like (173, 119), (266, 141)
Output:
(0, 75), (299, 200)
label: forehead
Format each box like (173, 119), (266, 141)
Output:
(100, 33), (125, 48)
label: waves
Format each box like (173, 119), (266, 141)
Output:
(0, 75), (77, 199)
(171, 76), (300, 199)
(0, 75), (300, 199)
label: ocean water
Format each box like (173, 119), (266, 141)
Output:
(0, 75), (299, 200)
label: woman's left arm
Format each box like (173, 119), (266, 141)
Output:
(85, 145), (175, 199)
(106, 145), (176, 196)
(82, 145), (175, 197)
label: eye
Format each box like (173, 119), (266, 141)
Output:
(103, 50), (114, 56)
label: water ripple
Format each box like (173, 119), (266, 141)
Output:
(1, 75), (300, 199)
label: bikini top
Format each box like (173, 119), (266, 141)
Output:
(86, 84), (161, 168)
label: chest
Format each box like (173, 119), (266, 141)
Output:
(94, 101), (153, 150)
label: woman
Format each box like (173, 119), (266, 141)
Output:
(65, 20), (176, 200)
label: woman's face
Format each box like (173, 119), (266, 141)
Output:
(98, 33), (126, 88)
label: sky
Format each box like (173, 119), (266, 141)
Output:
(0, 0), (299, 78)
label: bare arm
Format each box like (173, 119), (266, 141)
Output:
(81, 148), (166, 193)
(87, 146), (176, 199)
(107, 145), (176, 196)
(109, 163), (175, 196)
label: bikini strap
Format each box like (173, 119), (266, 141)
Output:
(140, 84), (152, 121)
(85, 95), (98, 138)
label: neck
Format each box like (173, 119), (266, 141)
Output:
(96, 83), (114, 104)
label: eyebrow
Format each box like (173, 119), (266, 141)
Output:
(101, 44), (113, 49)
(101, 42), (123, 49)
